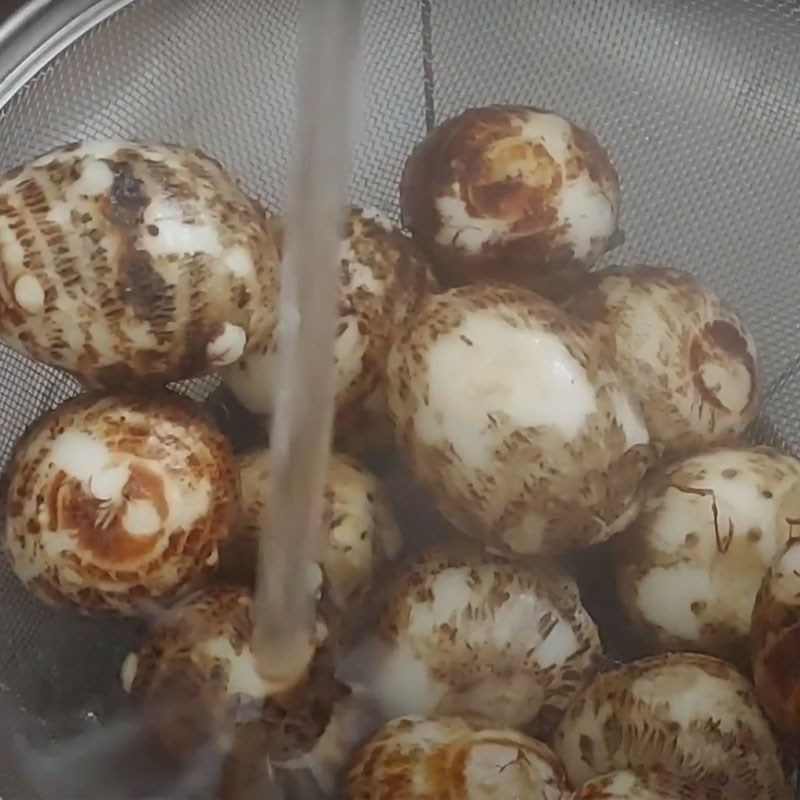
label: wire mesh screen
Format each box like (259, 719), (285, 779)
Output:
(0, 0), (798, 796)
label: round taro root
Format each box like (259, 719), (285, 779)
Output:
(0, 140), (280, 386)
(751, 536), (800, 737)
(221, 207), (435, 439)
(565, 266), (759, 454)
(386, 283), (654, 556)
(615, 447), (800, 663)
(553, 653), (790, 800)
(574, 770), (722, 800)
(338, 545), (603, 736)
(400, 105), (620, 299)
(343, 715), (570, 800)
(3, 392), (238, 615)
(218, 448), (402, 646)
(121, 585), (373, 789)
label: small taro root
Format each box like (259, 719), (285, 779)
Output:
(0, 140), (280, 386)
(386, 283), (654, 557)
(553, 652), (790, 800)
(400, 105), (620, 299)
(565, 266), (760, 455)
(218, 448), (402, 646)
(343, 715), (570, 800)
(221, 207), (436, 446)
(122, 585), (373, 791)
(338, 545), (602, 737)
(751, 536), (800, 738)
(615, 447), (800, 663)
(3, 392), (238, 615)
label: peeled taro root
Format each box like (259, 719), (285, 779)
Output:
(218, 448), (402, 645)
(339, 545), (602, 736)
(222, 207), (436, 444)
(0, 140), (280, 386)
(615, 447), (800, 663)
(400, 105), (620, 299)
(565, 266), (760, 454)
(573, 770), (722, 800)
(343, 715), (570, 800)
(121, 585), (374, 791)
(751, 536), (800, 737)
(553, 653), (790, 800)
(3, 392), (238, 615)
(386, 283), (655, 557)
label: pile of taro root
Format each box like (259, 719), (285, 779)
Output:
(0, 106), (798, 800)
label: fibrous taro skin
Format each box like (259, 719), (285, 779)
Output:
(343, 715), (571, 800)
(338, 545), (603, 738)
(573, 770), (725, 800)
(218, 447), (402, 647)
(565, 265), (760, 455)
(3, 391), (239, 615)
(553, 652), (790, 800)
(751, 536), (800, 738)
(222, 206), (436, 443)
(386, 283), (654, 557)
(0, 140), (280, 386)
(122, 584), (373, 790)
(400, 105), (620, 300)
(615, 446), (800, 664)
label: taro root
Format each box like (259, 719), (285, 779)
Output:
(385, 283), (654, 557)
(218, 447), (402, 647)
(0, 140), (280, 386)
(553, 652), (790, 800)
(400, 105), (620, 299)
(122, 585), (374, 791)
(221, 207), (436, 444)
(565, 266), (760, 454)
(3, 392), (238, 615)
(573, 770), (723, 799)
(339, 545), (602, 737)
(343, 715), (570, 800)
(751, 536), (800, 738)
(615, 447), (800, 663)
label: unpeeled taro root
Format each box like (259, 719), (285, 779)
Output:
(0, 140), (280, 386)
(121, 585), (375, 792)
(3, 392), (239, 615)
(565, 266), (760, 454)
(553, 652), (790, 800)
(217, 448), (402, 647)
(751, 536), (800, 738)
(339, 545), (603, 737)
(386, 283), (655, 557)
(221, 207), (436, 447)
(614, 447), (800, 663)
(573, 770), (723, 800)
(343, 715), (570, 800)
(400, 105), (620, 299)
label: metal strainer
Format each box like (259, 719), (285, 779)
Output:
(0, 0), (798, 797)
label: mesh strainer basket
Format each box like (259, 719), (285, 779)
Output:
(0, 0), (799, 797)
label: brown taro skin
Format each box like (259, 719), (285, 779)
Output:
(0, 140), (280, 386)
(573, 770), (724, 799)
(553, 652), (790, 800)
(3, 391), (239, 615)
(564, 265), (760, 455)
(751, 536), (800, 738)
(343, 715), (571, 800)
(400, 105), (620, 300)
(121, 585), (349, 763)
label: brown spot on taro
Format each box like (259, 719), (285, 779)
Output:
(689, 319), (757, 412)
(105, 161), (150, 227)
(120, 251), (168, 319)
(691, 600), (707, 614)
